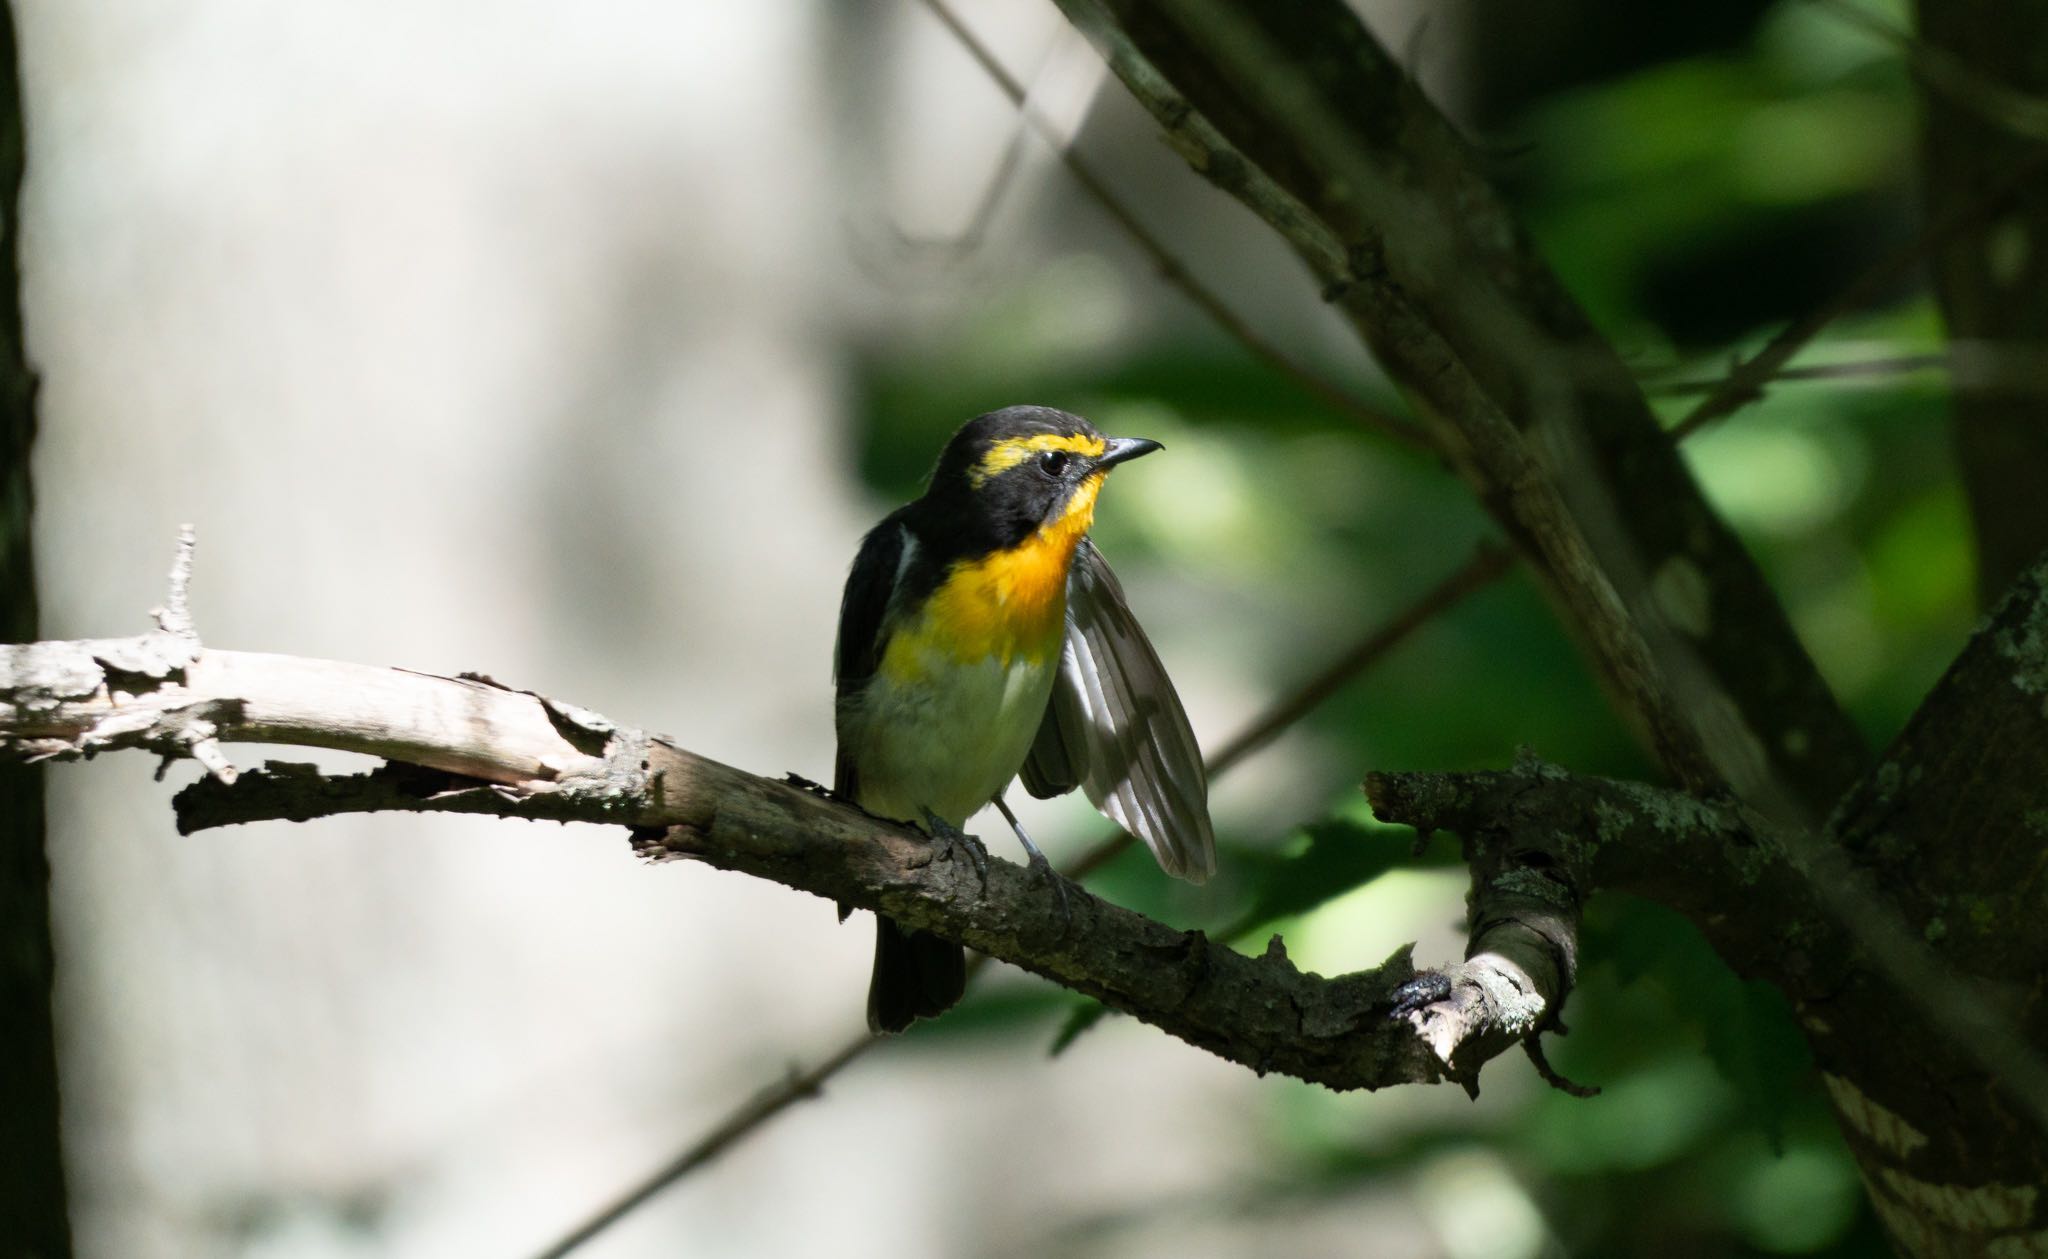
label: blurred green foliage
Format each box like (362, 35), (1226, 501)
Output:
(844, 0), (1969, 1252)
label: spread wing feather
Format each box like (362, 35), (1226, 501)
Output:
(1022, 540), (1214, 883)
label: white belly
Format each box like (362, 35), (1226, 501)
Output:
(840, 648), (1058, 829)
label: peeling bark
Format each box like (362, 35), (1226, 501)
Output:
(1387, 765), (1590, 1094)
(1367, 755), (1841, 1041)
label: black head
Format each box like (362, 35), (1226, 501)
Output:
(918, 405), (1161, 552)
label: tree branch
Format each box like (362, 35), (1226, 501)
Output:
(1910, 0), (2048, 605)
(1814, 551), (2048, 1203)
(528, 1034), (879, 1259)
(1053, 0), (1870, 826)
(916, 0), (1433, 454)
(1372, 550), (2048, 1253)
(34, 533), (2048, 1257)
(1384, 761), (1592, 1097)
(523, 541), (1517, 1258)
(0, 0), (70, 1245)
(1666, 150), (2048, 444)
(5, 600), (1539, 1094)
(1366, 759), (1830, 995)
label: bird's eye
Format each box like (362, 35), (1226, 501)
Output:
(1037, 450), (1070, 478)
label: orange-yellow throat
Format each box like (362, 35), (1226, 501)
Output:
(883, 473), (1105, 677)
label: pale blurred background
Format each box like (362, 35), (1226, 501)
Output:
(21, 1), (1947, 1256)
(22, 3), (1473, 1256)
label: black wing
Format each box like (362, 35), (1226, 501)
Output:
(1021, 540), (1215, 883)
(833, 518), (910, 797)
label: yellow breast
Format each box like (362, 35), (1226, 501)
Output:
(881, 474), (1104, 679)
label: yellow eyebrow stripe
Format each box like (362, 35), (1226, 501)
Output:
(969, 432), (1107, 488)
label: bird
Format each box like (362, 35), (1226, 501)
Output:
(833, 404), (1215, 1033)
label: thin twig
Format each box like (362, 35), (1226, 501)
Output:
(1670, 1), (2048, 442)
(1209, 546), (1513, 778)
(1068, 540), (1516, 882)
(154, 523), (198, 639)
(883, 26), (1044, 255)
(527, 1035), (876, 1259)
(1645, 353), (1948, 397)
(1648, 343), (2048, 397)
(1810, 0), (2048, 142)
(1668, 149), (2048, 442)
(918, 0), (1434, 454)
(1522, 1037), (1599, 1099)
(523, 539), (1513, 1259)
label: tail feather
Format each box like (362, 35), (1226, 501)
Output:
(867, 917), (966, 1033)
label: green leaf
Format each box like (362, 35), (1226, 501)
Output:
(1581, 895), (1815, 1148)
(1047, 999), (1111, 1057)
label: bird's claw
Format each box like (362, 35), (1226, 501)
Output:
(1388, 971), (1453, 1020)
(920, 808), (990, 891)
(783, 772), (837, 800)
(1023, 847), (1075, 941)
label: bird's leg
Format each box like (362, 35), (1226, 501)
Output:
(993, 794), (1072, 938)
(918, 807), (990, 891)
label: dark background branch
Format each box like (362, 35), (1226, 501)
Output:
(1057, 0), (1869, 824)
(1915, 0), (2048, 605)
(1372, 551), (2048, 1249)
(1023, 3), (2048, 1252)
(1366, 757), (1833, 1006)
(0, 0), (72, 1252)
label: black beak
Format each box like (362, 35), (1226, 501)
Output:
(1098, 436), (1163, 469)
